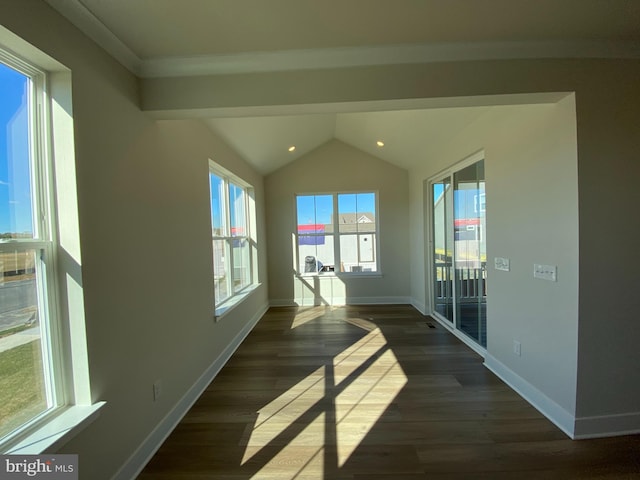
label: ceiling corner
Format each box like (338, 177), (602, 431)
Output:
(45, 0), (142, 74)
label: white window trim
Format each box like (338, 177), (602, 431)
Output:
(295, 191), (381, 277)
(0, 26), (100, 454)
(209, 160), (258, 317)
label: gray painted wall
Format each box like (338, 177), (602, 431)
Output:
(409, 98), (580, 428)
(2, 0), (640, 477)
(144, 55), (640, 436)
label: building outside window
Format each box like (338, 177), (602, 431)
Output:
(296, 192), (378, 274)
(209, 161), (256, 312)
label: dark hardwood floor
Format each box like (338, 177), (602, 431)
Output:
(138, 305), (640, 479)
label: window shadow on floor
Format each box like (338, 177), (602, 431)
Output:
(139, 305), (640, 479)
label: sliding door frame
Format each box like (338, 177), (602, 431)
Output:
(425, 150), (487, 357)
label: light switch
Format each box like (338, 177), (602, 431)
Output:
(534, 264), (557, 281)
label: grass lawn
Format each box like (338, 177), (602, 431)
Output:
(0, 339), (48, 438)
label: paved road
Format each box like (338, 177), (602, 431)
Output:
(0, 278), (37, 332)
(0, 326), (40, 353)
(0, 278), (40, 354)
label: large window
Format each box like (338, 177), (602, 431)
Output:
(209, 162), (256, 311)
(296, 192), (378, 274)
(0, 55), (60, 444)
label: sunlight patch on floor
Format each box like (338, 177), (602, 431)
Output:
(289, 308), (326, 329)
(332, 327), (387, 383)
(242, 318), (406, 474)
(335, 348), (407, 466)
(248, 415), (325, 479)
(242, 367), (325, 459)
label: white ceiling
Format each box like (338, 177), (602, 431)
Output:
(55, 0), (640, 60)
(45, 0), (640, 174)
(204, 107), (493, 174)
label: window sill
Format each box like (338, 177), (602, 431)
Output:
(297, 272), (383, 279)
(6, 402), (105, 454)
(215, 283), (261, 321)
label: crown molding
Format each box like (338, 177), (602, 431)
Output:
(139, 40), (640, 78)
(44, 1), (639, 79)
(44, 0), (142, 74)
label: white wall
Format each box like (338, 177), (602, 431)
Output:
(265, 139), (410, 306)
(0, 2), (268, 478)
(408, 97), (580, 432)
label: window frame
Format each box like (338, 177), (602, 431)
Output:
(295, 191), (380, 276)
(0, 32), (101, 455)
(209, 160), (257, 315)
(0, 50), (66, 449)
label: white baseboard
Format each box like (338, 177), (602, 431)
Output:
(269, 299), (298, 307)
(485, 354), (640, 439)
(410, 299), (426, 315)
(574, 411), (640, 439)
(345, 296), (410, 305)
(112, 302), (269, 480)
(270, 296), (410, 307)
(484, 353), (576, 438)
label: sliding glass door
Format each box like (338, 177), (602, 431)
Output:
(431, 157), (487, 347)
(432, 177), (454, 322)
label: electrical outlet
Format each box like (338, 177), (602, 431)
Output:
(513, 340), (521, 357)
(494, 257), (510, 271)
(153, 380), (162, 401)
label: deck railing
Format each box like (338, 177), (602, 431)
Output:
(435, 262), (486, 301)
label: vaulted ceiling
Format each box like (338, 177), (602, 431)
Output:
(46, 0), (640, 174)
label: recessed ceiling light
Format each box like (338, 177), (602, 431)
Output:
(376, 140), (385, 147)
(288, 145), (296, 152)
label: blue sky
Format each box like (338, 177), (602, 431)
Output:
(433, 180), (486, 219)
(209, 174), (246, 233)
(0, 62), (33, 235)
(209, 174), (223, 230)
(297, 193), (375, 226)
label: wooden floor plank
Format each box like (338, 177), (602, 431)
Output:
(138, 305), (640, 479)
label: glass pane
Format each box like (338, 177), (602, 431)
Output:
(232, 237), (251, 292)
(338, 193), (356, 233)
(0, 63), (34, 239)
(297, 194), (333, 228)
(433, 178), (454, 322)
(0, 249), (49, 438)
(339, 234), (358, 271)
(339, 233), (377, 272)
(338, 192), (376, 233)
(210, 173), (225, 236)
(296, 195), (315, 227)
(358, 233), (375, 264)
(454, 160), (486, 347)
(298, 235), (334, 273)
(229, 182), (246, 237)
(297, 195), (334, 273)
(213, 239), (230, 304)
